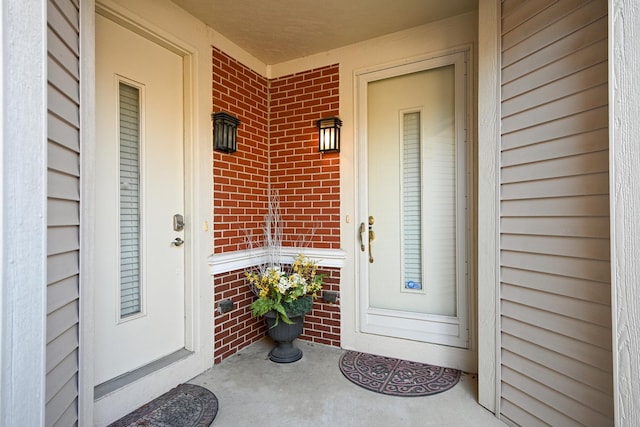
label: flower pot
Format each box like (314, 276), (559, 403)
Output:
(264, 311), (304, 363)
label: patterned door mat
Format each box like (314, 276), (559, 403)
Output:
(109, 384), (218, 427)
(339, 351), (461, 397)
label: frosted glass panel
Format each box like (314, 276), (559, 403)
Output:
(403, 112), (422, 290)
(119, 82), (141, 318)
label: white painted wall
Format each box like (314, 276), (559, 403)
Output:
(610, 0), (640, 425)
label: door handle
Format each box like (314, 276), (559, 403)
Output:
(368, 215), (375, 263)
(368, 230), (375, 263)
(359, 222), (366, 252)
(172, 237), (184, 246)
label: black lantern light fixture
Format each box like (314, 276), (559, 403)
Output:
(317, 117), (342, 153)
(212, 112), (240, 153)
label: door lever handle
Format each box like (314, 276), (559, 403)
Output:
(367, 215), (375, 263)
(359, 222), (366, 252)
(368, 230), (375, 263)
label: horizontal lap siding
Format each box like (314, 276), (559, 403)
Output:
(46, 0), (80, 426)
(499, 1), (612, 426)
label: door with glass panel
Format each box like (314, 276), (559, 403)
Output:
(358, 52), (471, 358)
(94, 14), (185, 385)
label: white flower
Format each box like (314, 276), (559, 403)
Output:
(278, 277), (291, 294)
(289, 273), (306, 287)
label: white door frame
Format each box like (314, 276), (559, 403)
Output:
(80, 1), (213, 425)
(353, 47), (476, 372)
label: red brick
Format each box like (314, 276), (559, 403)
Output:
(212, 48), (341, 361)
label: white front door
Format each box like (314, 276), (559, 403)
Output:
(94, 14), (186, 385)
(357, 51), (473, 369)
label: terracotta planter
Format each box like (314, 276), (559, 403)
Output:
(264, 311), (305, 363)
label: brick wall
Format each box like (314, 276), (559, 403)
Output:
(213, 269), (263, 364)
(212, 47), (341, 363)
(213, 264), (341, 363)
(270, 65), (341, 249)
(212, 47), (269, 254)
(300, 266), (341, 346)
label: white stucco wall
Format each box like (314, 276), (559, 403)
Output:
(610, 0), (640, 425)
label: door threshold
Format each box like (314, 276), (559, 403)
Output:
(94, 348), (193, 400)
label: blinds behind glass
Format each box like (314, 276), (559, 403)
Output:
(403, 111), (422, 289)
(119, 82), (142, 318)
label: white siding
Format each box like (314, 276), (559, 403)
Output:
(46, 0), (80, 425)
(499, 0), (613, 425)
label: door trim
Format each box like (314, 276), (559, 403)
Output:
(79, 0), (96, 424)
(477, 0), (501, 414)
(354, 46), (476, 372)
(83, 2), (213, 425)
(1, 1), (48, 425)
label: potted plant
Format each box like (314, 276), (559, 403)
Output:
(246, 253), (324, 362)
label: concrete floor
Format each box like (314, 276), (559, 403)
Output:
(189, 339), (506, 427)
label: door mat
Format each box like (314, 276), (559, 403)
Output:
(339, 351), (461, 397)
(108, 384), (218, 427)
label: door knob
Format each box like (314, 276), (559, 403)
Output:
(172, 237), (184, 246)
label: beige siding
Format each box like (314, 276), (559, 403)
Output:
(46, 0), (80, 425)
(500, 0), (613, 426)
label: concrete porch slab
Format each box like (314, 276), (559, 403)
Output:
(189, 339), (506, 426)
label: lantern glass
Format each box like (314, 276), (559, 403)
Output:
(317, 117), (342, 153)
(212, 112), (240, 153)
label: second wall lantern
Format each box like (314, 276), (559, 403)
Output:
(317, 117), (342, 153)
(212, 112), (240, 153)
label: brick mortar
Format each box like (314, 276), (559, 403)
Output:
(212, 48), (341, 363)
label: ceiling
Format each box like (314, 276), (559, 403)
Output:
(170, 0), (477, 65)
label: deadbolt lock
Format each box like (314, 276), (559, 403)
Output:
(173, 214), (184, 231)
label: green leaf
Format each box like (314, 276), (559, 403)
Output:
(274, 305), (294, 325)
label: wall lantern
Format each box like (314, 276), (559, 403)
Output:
(317, 117), (342, 153)
(212, 112), (240, 153)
